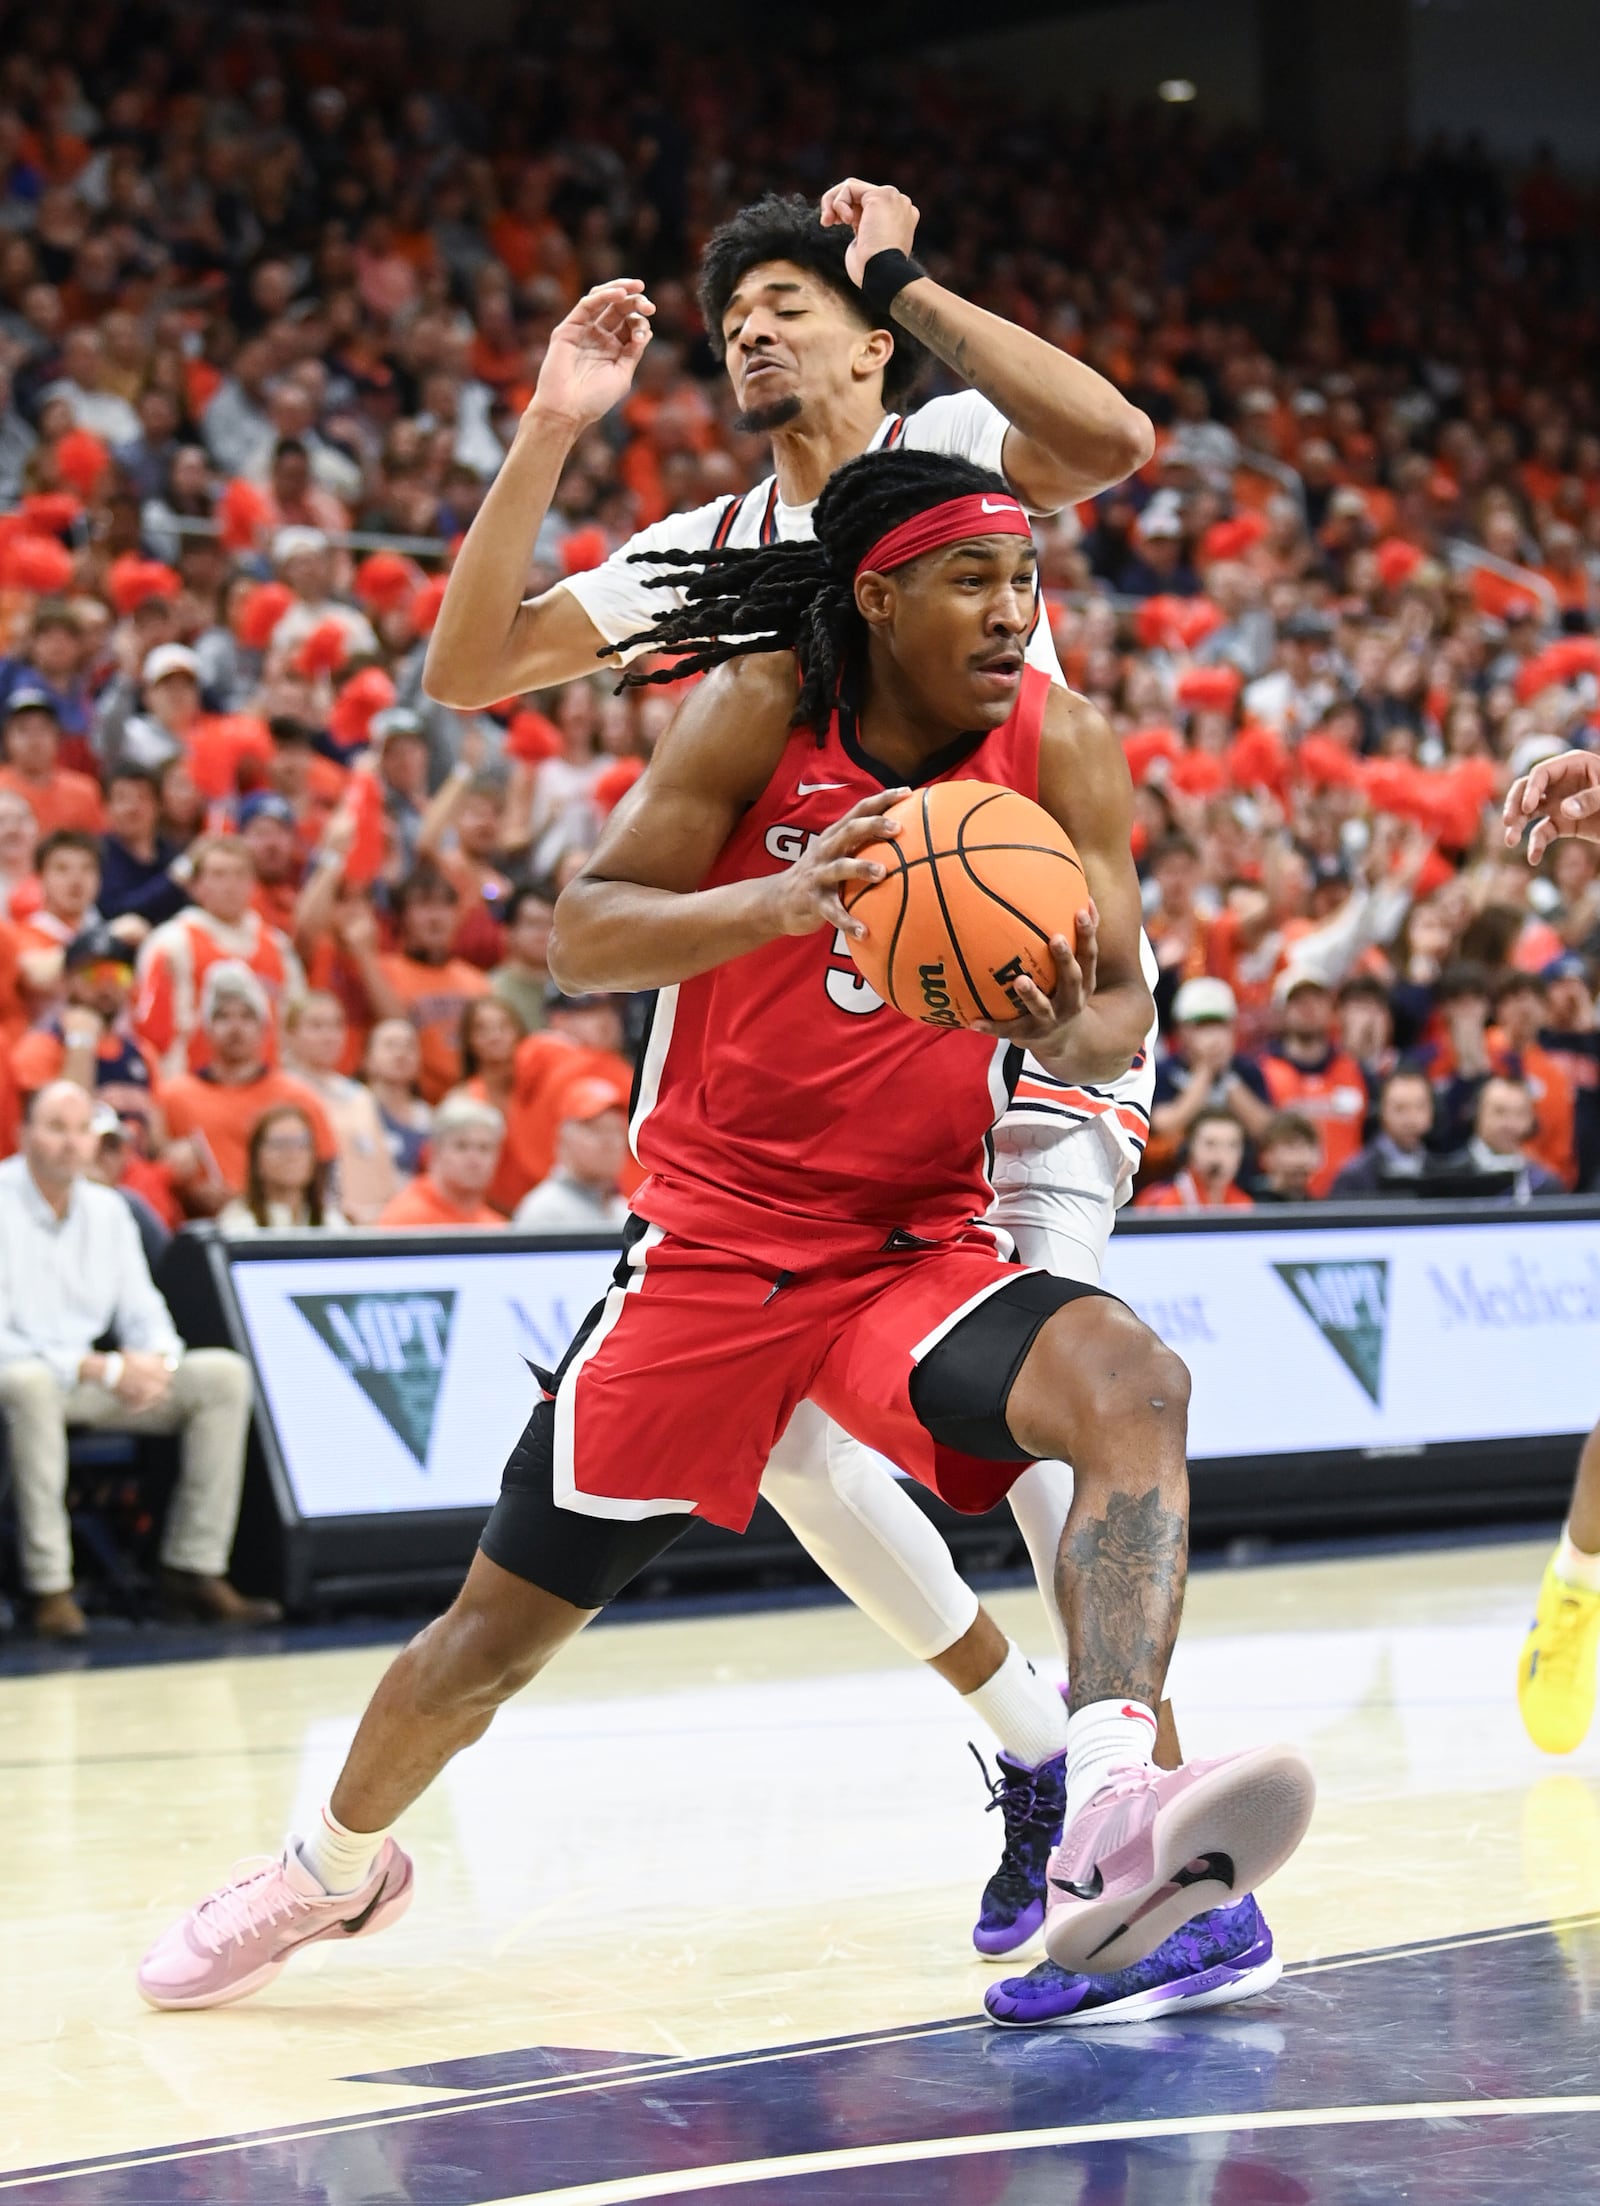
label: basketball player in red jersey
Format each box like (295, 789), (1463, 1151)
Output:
(1504, 749), (1600, 1753)
(138, 453), (1313, 2012)
(426, 186), (1198, 1999)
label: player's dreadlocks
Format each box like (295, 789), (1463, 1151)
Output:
(615, 448), (1012, 735)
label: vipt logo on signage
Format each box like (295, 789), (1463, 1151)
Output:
(293, 1292), (456, 1466)
(1272, 1260), (1391, 1406)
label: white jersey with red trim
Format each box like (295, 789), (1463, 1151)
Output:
(561, 387), (1154, 1198)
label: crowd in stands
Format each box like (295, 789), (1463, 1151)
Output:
(0, 1), (1595, 1232)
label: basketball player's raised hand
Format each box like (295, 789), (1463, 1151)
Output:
(972, 906), (1100, 1049)
(819, 179), (920, 289)
(529, 280), (656, 430)
(1505, 747), (1600, 861)
(767, 789), (910, 940)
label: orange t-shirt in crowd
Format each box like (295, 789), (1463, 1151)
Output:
(252, 879), (301, 935)
(373, 951), (489, 1103)
(0, 765), (105, 838)
(158, 1067), (336, 1195)
(1257, 1045), (1369, 1195)
(375, 1175), (503, 1229)
(1135, 1171), (1255, 1211)
(494, 1031), (640, 1213)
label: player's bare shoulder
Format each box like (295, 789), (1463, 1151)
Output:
(1037, 681), (1133, 833)
(651, 648), (806, 805)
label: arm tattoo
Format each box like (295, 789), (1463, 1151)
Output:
(1058, 1484), (1189, 1713)
(891, 289), (978, 389)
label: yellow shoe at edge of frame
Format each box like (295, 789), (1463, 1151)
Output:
(1519, 1559), (1600, 1756)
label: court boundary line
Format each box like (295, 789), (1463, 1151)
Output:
(3, 1913), (1590, 2193)
(478, 2095), (1600, 2206)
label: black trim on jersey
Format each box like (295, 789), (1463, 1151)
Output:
(835, 681), (988, 789)
(626, 993), (657, 1127)
(710, 496), (741, 550)
(759, 479), (780, 545)
(882, 416), (906, 447)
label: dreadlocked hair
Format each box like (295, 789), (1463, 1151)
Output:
(616, 448), (1011, 735)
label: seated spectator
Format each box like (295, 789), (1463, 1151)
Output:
(1145, 835), (1215, 996)
(98, 764), (188, 927)
(1246, 1111), (1323, 1203)
(1538, 953), (1600, 1191)
(376, 1093), (505, 1227)
(513, 1080), (631, 1231)
(1148, 976), (1271, 1175)
(1489, 971), (1577, 1188)
(0, 688), (104, 838)
(1330, 1070), (1439, 1198)
(270, 527), (379, 662)
(342, 862), (488, 1102)
(1252, 972), (1368, 1195)
(281, 992), (397, 1223)
(1335, 974), (1398, 1104)
(159, 964), (335, 1208)
(1426, 962), (1501, 1153)
(455, 993), (527, 1214)
(0, 1080), (276, 1641)
(135, 835), (305, 1078)
(11, 924), (154, 1114)
(15, 829), (104, 1003)
(493, 988), (637, 1212)
(490, 886), (554, 1035)
(0, 601), (90, 747)
(362, 1016), (432, 1178)
(238, 792), (304, 934)
(220, 1103), (349, 1234)
(1467, 1075), (1566, 1203)
(1135, 1108), (1253, 1211)
(416, 727), (519, 967)
(85, 1102), (171, 1273)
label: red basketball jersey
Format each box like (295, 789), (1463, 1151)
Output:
(631, 666), (1052, 1268)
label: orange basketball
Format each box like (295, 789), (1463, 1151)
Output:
(841, 781), (1088, 1029)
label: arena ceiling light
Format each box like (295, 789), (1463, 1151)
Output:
(1158, 79), (1197, 102)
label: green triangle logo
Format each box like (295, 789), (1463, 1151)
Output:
(292, 1291), (457, 1467)
(1272, 1260), (1390, 1406)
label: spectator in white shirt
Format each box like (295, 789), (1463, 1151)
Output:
(513, 1079), (632, 1232)
(0, 1081), (278, 1640)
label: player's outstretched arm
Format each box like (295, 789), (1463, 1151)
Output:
(974, 690), (1153, 1083)
(549, 655), (904, 993)
(1504, 748), (1600, 862)
(424, 282), (655, 708)
(820, 179), (1154, 510)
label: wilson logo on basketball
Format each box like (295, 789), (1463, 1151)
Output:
(992, 954), (1028, 1012)
(917, 962), (962, 1027)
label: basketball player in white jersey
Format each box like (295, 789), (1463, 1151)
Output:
(426, 183), (1272, 2019)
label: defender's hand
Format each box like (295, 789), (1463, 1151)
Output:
(767, 788), (908, 940)
(1505, 748), (1600, 862)
(526, 281), (656, 434)
(818, 180), (921, 290)
(973, 906), (1098, 1048)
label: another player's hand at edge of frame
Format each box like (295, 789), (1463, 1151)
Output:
(523, 280), (657, 435)
(765, 788), (909, 940)
(1504, 748), (1600, 863)
(971, 905), (1099, 1047)
(818, 179), (920, 290)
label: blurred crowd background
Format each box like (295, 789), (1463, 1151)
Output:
(0, 0), (1596, 1241)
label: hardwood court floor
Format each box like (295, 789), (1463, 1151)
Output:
(5, 1534), (1600, 2202)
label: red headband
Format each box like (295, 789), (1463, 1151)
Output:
(854, 493), (1032, 581)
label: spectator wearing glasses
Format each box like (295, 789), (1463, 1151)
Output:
(220, 1104), (349, 1234)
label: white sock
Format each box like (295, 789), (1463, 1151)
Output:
(1556, 1526), (1600, 1593)
(962, 1641), (1069, 1767)
(1064, 1699), (1159, 1826)
(298, 1804), (389, 1895)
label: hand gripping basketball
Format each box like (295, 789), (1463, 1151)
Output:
(767, 786), (910, 940)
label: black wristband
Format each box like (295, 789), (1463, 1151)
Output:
(858, 246), (927, 320)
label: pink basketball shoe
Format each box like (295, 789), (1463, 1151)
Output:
(1043, 1745), (1314, 1976)
(136, 1837), (414, 2010)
